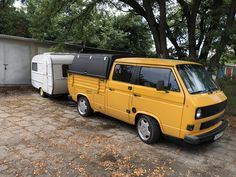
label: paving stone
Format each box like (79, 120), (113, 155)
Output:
(0, 87), (235, 177)
(25, 125), (41, 133)
(0, 164), (8, 172)
(0, 113), (10, 118)
(0, 146), (9, 159)
(16, 120), (32, 127)
(63, 113), (76, 119)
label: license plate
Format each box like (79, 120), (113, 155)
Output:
(214, 132), (224, 141)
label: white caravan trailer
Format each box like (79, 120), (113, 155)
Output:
(31, 53), (75, 97)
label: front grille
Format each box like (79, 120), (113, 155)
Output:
(200, 100), (227, 118)
(200, 114), (223, 130)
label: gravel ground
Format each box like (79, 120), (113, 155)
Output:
(0, 87), (235, 177)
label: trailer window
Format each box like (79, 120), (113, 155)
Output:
(32, 63), (38, 71)
(112, 64), (134, 83)
(62, 65), (69, 77)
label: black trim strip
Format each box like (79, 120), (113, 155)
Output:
(68, 70), (107, 79)
(184, 120), (228, 145)
(200, 114), (224, 130)
(196, 100), (227, 119)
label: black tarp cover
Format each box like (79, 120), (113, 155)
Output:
(70, 54), (136, 79)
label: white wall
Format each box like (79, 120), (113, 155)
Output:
(0, 39), (51, 85)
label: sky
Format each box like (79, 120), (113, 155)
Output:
(14, 1), (23, 8)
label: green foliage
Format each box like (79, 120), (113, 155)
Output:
(217, 79), (236, 116)
(0, 0), (234, 63)
(0, 1), (30, 37)
(221, 48), (236, 64)
(83, 14), (153, 55)
(26, 0), (153, 54)
(49, 43), (67, 52)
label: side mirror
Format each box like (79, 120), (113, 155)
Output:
(156, 80), (165, 91)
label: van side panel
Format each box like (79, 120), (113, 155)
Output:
(131, 85), (184, 137)
(68, 73), (75, 100)
(68, 73), (106, 112)
(130, 66), (185, 137)
(93, 79), (106, 112)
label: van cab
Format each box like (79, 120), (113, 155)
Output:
(68, 54), (228, 144)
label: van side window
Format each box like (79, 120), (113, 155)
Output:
(62, 65), (69, 77)
(112, 64), (134, 83)
(139, 67), (180, 92)
(32, 63), (38, 71)
(169, 72), (180, 92)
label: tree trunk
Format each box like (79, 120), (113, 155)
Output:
(143, 0), (161, 56)
(120, 0), (162, 56)
(189, 0), (201, 58)
(188, 20), (196, 58)
(177, 0), (201, 59)
(159, 0), (169, 58)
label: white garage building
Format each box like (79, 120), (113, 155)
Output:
(0, 34), (81, 85)
(0, 34), (130, 86)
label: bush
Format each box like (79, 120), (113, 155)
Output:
(217, 79), (236, 116)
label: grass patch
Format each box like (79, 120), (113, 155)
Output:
(218, 79), (236, 116)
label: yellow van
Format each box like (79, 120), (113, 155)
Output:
(68, 54), (228, 144)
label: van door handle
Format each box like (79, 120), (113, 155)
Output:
(108, 88), (114, 91)
(133, 93), (141, 97)
(86, 89), (92, 93)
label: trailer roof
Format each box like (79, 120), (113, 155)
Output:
(49, 53), (75, 64)
(32, 53), (75, 64)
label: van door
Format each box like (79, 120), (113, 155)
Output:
(131, 66), (185, 137)
(106, 64), (135, 123)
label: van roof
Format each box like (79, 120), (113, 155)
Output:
(116, 58), (199, 66)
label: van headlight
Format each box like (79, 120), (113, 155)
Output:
(196, 108), (202, 119)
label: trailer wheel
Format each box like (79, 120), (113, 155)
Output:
(39, 88), (47, 98)
(137, 115), (161, 144)
(77, 96), (93, 117)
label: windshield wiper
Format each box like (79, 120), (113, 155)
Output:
(207, 87), (218, 94)
(191, 90), (207, 94)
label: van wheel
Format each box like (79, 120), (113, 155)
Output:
(39, 88), (46, 98)
(77, 96), (93, 117)
(137, 115), (161, 144)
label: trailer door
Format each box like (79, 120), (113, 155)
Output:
(40, 57), (47, 93)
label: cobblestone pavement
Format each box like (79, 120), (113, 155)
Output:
(0, 87), (235, 177)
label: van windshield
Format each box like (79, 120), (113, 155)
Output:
(177, 64), (218, 94)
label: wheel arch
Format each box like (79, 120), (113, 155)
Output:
(76, 93), (88, 102)
(134, 112), (164, 133)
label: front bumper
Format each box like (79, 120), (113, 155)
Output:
(184, 120), (228, 145)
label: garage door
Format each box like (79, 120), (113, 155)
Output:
(0, 42), (30, 85)
(0, 43), (4, 85)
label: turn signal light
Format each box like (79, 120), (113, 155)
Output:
(187, 124), (194, 131)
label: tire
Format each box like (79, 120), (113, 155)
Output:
(77, 96), (93, 117)
(39, 88), (47, 98)
(136, 115), (161, 144)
